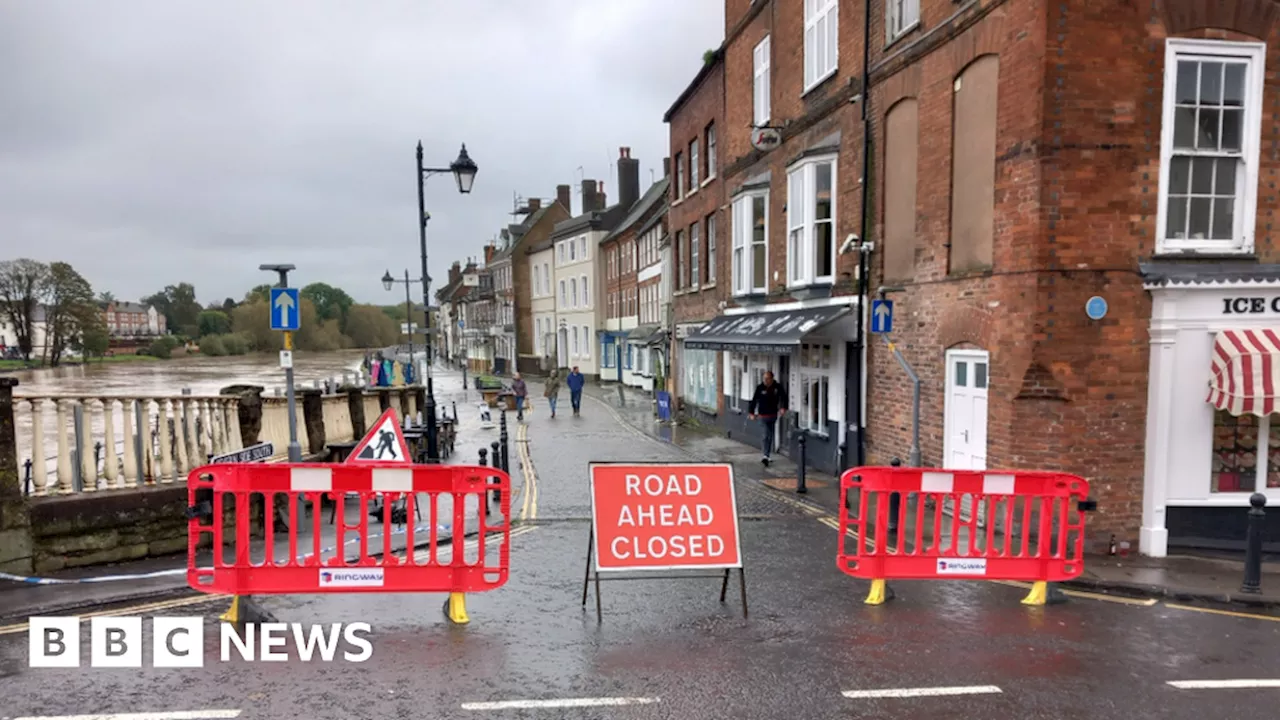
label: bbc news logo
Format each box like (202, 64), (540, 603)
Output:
(29, 617), (373, 667)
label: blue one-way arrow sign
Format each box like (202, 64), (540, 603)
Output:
(270, 287), (300, 331)
(870, 299), (893, 334)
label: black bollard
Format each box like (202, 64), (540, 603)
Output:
(1242, 492), (1267, 594)
(499, 410), (510, 473)
(796, 431), (808, 494)
(478, 447), (489, 515)
(452, 401), (459, 422)
(888, 457), (902, 532)
(490, 440), (503, 505)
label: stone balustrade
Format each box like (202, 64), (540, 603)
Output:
(11, 393), (242, 496)
(0, 377), (437, 575)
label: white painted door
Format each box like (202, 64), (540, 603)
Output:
(943, 350), (990, 522)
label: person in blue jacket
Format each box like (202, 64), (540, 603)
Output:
(566, 365), (586, 416)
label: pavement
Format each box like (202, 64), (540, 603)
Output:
(2, 379), (1280, 719)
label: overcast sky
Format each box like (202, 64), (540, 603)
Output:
(0, 1), (723, 306)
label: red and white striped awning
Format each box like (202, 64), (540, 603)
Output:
(1208, 329), (1280, 416)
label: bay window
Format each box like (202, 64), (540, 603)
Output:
(1157, 39), (1264, 255)
(787, 156), (837, 286)
(731, 191), (769, 296)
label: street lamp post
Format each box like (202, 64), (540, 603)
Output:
(417, 141), (478, 461)
(259, 263), (301, 463)
(382, 269), (419, 380)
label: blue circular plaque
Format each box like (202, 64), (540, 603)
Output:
(1086, 296), (1108, 320)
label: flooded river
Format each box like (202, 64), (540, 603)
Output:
(6, 351), (369, 483)
(6, 350), (368, 396)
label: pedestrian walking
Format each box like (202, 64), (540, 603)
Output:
(544, 369), (562, 418)
(748, 370), (788, 466)
(512, 373), (528, 421)
(566, 365), (586, 416)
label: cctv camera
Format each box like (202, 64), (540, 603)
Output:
(839, 234), (860, 255)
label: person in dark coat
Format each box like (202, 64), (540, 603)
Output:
(748, 370), (788, 466)
(566, 366), (586, 416)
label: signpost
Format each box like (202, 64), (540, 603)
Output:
(261, 265), (302, 463)
(347, 408), (413, 464)
(583, 462), (746, 620)
(870, 299), (894, 334)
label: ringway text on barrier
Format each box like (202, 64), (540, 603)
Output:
(186, 461), (511, 624)
(837, 466), (1094, 606)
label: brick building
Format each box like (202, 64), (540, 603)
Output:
(601, 165), (670, 390)
(676, 0), (867, 474)
(851, 0), (1280, 555)
(665, 48), (728, 424)
(597, 148), (644, 381)
(504, 193), (571, 376)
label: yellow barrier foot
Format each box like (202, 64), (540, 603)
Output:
(445, 592), (470, 625)
(1021, 581), (1068, 606)
(864, 579), (894, 605)
(219, 595), (277, 624)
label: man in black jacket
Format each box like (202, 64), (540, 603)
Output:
(748, 371), (788, 466)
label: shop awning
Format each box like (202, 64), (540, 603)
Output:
(683, 305), (850, 354)
(628, 324), (661, 340)
(1208, 329), (1280, 416)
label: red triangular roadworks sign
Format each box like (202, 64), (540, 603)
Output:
(346, 407), (413, 464)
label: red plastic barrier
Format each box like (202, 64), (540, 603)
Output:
(837, 467), (1090, 599)
(186, 462), (510, 595)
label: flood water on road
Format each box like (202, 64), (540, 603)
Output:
(6, 350), (368, 396)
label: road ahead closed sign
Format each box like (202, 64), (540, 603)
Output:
(589, 462), (742, 572)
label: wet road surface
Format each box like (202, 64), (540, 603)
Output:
(3, 383), (1279, 719)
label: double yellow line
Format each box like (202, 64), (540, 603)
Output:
(515, 421), (538, 523)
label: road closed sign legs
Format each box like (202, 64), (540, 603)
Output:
(585, 462), (747, 619)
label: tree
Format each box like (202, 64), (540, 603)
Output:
(78, 313), (110, 360)
(143, 283), (201, 336)
(301, 282), (354, 328)
(0, 259), (49, 360)
(244, 284), (272, 304)
(197, 310), (231, 337)
(44, 262), (97, 366)
(221, 297), (237, 313)
(344, 304), (400, 348)
(97, 291), (115, 304)
(231, 299), (276, 351)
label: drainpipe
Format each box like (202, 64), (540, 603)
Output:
(851, 0), (874, 468)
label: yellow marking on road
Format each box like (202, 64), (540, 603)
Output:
(516, 421), (538, 522)
(0, 593), (220, 636)
(1165, 603), (1280, 623)
(989, 579), (1159, 606)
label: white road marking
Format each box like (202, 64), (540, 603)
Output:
(13, 711), (241, 720)
(461, 697), (660, 710)
(842, 685), (1003, 699)
(1168, 679), (1280, 690)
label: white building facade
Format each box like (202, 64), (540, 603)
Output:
(526, 240), (557, 372)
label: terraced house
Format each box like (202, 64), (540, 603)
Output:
(675, 0), (867, 475)
(667, 0), (1280, 556)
